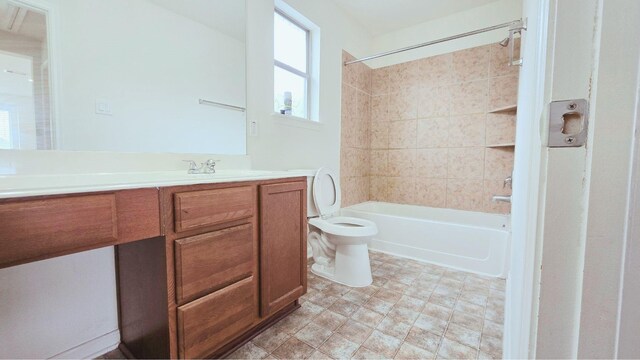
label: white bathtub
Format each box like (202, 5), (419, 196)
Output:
(341, 201), (510, 278)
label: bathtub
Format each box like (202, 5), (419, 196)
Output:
(340, 201), (510, 278)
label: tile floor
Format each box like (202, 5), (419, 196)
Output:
(230, 251), (505, 359)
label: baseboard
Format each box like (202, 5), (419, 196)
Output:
(49, 330), (120, 359)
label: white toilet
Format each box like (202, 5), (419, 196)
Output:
(307, 168), (378, 287)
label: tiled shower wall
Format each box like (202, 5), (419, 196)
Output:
(340, 52), (372, 207)
(341, 42), (519, 213)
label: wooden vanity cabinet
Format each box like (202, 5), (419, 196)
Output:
(0, 177), (307, 360)
(118, 177), (308, 359)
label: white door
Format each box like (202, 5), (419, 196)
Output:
(506, 0), (640, 358)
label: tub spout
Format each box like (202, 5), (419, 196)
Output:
(492, 195), (511, 203)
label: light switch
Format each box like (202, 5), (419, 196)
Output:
(95, 99), (112, 115)
(249, 119), (258, 136)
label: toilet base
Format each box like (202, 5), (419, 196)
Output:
(311, 243), (372, 288)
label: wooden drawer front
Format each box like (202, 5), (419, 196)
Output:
(177, 276), (256, 359)
(175, 224), (254, 305)
(0, 194), (118, 267)
(174, 186), (253, 233)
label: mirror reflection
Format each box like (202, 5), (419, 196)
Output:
(0, 0), (246, 154)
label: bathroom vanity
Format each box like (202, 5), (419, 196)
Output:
(0, 173), (308, 359)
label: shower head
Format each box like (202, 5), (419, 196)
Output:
(499, 37), (510, 47)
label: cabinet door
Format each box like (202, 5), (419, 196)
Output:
(259, 181), (307, 316)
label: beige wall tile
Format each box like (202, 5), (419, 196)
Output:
(341, 147), (358, 177)
(372, 67), (389, 96)
(483, 180), (511, 214)
(416, 148), (448, 178)
(341, 176), (357, 207)
(388, 177), (416, 204)
(448, 114), (486, 147)
(484, 148), (514, 180)
(449, 80), (488, 116)
(452, 46), (490, 83)
(417, 53), (453, 86)
(342, 51), (358, 88)
(370, 177), (389, 201)
(388, 149), (416, 177)
(446, 179), (484, 211)
(388, 86), (418, 120)
(357, 63), (372, 94)
(357, 91), (371, 122)
(415, 178), (447, 207)
(371, 95), (388, 122)
(417, 117), (449, 148)
(389, 61), (420, 93)
(417, 85), (450, 118)
(371, 121), (390, 149)
(342, 82), (357, 120)
(486, 113), (516, 145)
(489, 75), (518, 110)
(489, 39), (520, 78)
(389, 120), (417, 149)
(370, 150), (389, 176)
(448, 147), (485, 179)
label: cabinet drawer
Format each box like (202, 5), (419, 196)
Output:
(174, 186), (253, 233)
(0, 194), (118, 267)
(175, 224), (254, 305)
(177, 276), (256, 359)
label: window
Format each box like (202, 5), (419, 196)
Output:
(274, 10), (310, 119)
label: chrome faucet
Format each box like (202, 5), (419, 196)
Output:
(492, 195), (512, 203)
(203, 159), (219, 174)
(504, 175), (513, 189)
(183, 159), (219, 174)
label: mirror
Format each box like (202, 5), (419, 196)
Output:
(0, 0), (246, 154)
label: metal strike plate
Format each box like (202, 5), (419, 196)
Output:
(548, 99), (589, 147)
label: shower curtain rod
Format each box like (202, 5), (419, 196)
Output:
(344, 19), (526, 66)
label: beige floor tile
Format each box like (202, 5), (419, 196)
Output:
(308, 350), (333, 359)
(454, 299), (485, 315)
(422, 302), (452, 321)
(342, 290), (372, 306)
(444, 323), (481, 349)
(351, 307), (386, 328)
(450, 311), (484, 333)
(404, 326), (441, 353)
(351, 346), (388, 359)
(252, 327), (291, 353)
(336, 319), (374, 345)
(271, 337), (315, 360)
(228, 342), (270, 359)
(363, 330), (404, 358)
(437, 338), (478, 359)
(273, 313), (312, 335)
(376, 316), (412, 339)
(395, 295), (426, 312)
(295, 323), (334, 348)
(394, 342), (435, 360)
(413, 314), (448, 335)
(364, 297), (395, 315)
(316, 310), (348, 331)
(482, 320), (503, 341)
(329, 298), (362, 317)
(387, 306), (420, 325)
(480, 334), (503, 358)
(318, 334), (360, 359)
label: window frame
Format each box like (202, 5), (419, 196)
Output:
(274, 8), (312, 120)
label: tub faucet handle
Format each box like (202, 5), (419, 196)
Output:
(503, 175), (513, 189)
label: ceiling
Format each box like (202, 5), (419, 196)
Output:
(147, 0), (245, 42)
(0, 1), (47, 41)
(332, 0), (499, 36)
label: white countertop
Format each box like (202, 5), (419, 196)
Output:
(0, 169), (315, 199)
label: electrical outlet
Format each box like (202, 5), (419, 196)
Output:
(95, 99), (112, 115)
(249, 119), (258, 136)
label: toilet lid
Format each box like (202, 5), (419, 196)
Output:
(312, 167), (341, 217)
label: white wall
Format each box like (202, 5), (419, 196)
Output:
(0, 248), (119, 359)
(246, 0), (371, 173)
(368, 0), (522, 68)
(54, 0), (246, 154)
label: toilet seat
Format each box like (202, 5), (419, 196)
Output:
(308, 216), (377, 237)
